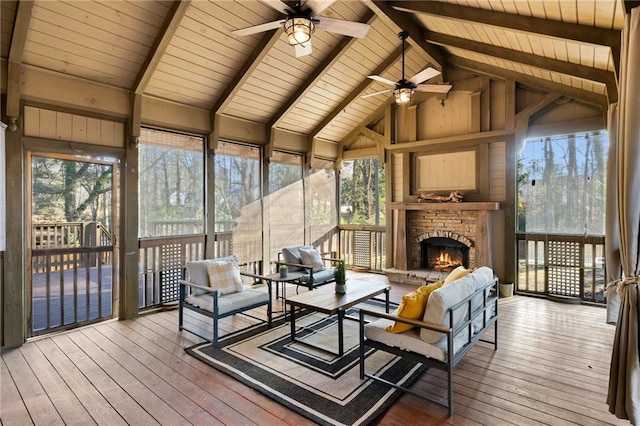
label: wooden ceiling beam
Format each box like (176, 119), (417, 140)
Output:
(307, 44), (405, 160)
(267, 10), (377, 159)
(392, 1), (621, 77)
(424, 31), (618, 104)
(209, 29), (281, 149)
(624, 1), (640, 13)
(268, 10), (377, 129)
(133, 0), (191, 96)
(6, 0), (34, 131)
(447, 55), (608, 110)
(366, 0), (444, 71)
(130, 0), (190, 143)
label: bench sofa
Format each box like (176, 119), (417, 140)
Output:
(359, 266), (499, 415)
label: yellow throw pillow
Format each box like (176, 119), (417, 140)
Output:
(418, 280), (445, 299)
(443, 266), (473, 285)
(386, 280), (444, 333)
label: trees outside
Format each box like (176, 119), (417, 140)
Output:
(32, 156), (113, 226)
(138, 129), (204, 237)
(517, 131), (607, 235)
(339, 158), (385, 225)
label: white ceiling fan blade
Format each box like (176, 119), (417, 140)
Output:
(315, 17), (370, 38)
(232, 20), (284, 37)
(367, 75), (397, 86)
(361, 89), (392, 99)
(415, 84), (452, 94)
(295, 42), (313, 58)
(408, 67), (441, 85)
(261, 0), (293, 14)
(303, 0), (335, 14)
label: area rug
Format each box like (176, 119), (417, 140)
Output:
(186, 304), (427, 426)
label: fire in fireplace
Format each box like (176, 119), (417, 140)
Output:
(421, 237), (470, 271)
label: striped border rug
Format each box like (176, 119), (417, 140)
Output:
(186, 305), (426, 426)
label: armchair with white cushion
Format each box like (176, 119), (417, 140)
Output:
(178, 255), (272, 347)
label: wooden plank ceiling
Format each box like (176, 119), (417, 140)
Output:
(1, 0), (624, 151)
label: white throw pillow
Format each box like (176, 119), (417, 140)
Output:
(299, 248), (325, 272)
(420, 275), (475, 345)
(206, 260), (243, 295)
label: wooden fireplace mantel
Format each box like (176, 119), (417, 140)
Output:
(391, 201), (501, 271)
(390, 202), (500, 211)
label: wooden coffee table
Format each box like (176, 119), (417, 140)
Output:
(286, 281), (390, 356)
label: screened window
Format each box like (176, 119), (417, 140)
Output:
(307, 162), (337, 244)
(138, 128), (204, 237)
(267, 151), (304, 262)
(340, 158), (385, 225)
(517, 131), (607, 235)
(214, 141), (262, 264)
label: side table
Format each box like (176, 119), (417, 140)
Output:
(263, 271), (307, 317)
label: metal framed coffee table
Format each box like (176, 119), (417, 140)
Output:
(286, 281), (390, 356)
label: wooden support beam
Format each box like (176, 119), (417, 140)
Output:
(425, 31), (618, 104)
(367, 0), (444, 70)
(514, 92), (563, 151)
(6, 0), (34, 130)
(386, 129), (515, 152)
(133, 0), (190, 95)
(268, 10), (377, 130)
(269, 10), (376, 160)
(448, 56), (608, 110)
(360, 127), (385, 145)
(209, 29), (281, 146)
(392, 0), (621, 74)
(308, 44), (405, 160)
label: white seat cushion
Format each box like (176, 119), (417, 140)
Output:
(366, 318), (469, 362)
(184, 287), (269, 315)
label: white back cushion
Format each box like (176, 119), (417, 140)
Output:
(299, 247), (325, 272)
(420, 275), (475, 345)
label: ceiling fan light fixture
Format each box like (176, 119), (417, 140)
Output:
(284, 16), (314, 46)
(394, 87), (413, 104)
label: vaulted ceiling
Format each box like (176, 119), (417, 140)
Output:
(0, 0), (630, 152)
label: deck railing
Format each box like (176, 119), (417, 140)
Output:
(32, 222), (112, 273)
(516, 233), (606, 303)
(338, 225), (386, 272)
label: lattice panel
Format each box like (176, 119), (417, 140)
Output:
(547, 241), (581, 297)
(160, 243), (184, 304)
(353, 231), (371, 269)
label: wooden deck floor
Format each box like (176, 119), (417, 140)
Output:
(1, 273), (626, 425)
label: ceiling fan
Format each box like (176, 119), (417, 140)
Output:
(232, 0), (370, 58)
(363, 31), (452, 105)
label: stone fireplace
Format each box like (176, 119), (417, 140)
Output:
(390, 201), (500, 275)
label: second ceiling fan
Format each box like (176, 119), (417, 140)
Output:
(363, 31), (452, 104)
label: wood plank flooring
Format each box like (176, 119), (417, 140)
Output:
(1, 273), (627, 425)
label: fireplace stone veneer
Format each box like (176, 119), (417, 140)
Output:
(390, 202), (500, 271)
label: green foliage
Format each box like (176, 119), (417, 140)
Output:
(335, 261), (346, 285)
(339, 158), (385, 225)
(32, 156), (113, 225)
